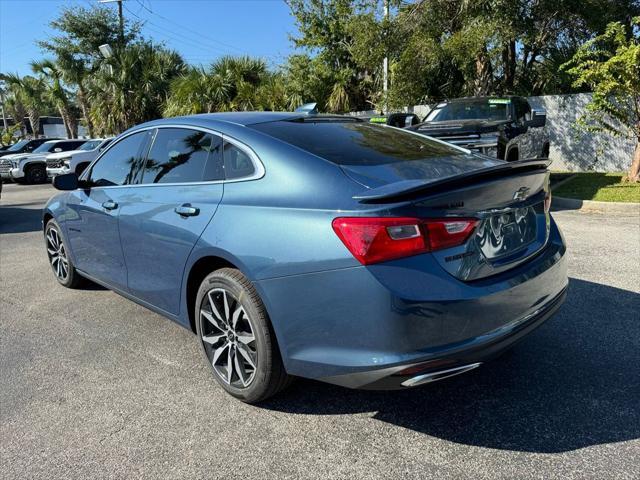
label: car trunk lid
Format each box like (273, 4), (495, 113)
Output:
(347, 159), (551, 281)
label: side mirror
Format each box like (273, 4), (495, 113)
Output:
(53, 172), (79, 191)
(528, 109), (546, 128)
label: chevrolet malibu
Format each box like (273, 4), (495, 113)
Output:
(43, 112), (567, 403)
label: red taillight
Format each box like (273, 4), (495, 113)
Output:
(332, 217), (478, 265)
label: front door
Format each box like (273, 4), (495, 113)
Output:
(118, 127), (225, 315)
(64, 130), (152, 290)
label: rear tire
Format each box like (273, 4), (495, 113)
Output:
(195, 268), (291, 403)
(45, 220), (84, 288)
(25, 164), (47, 184)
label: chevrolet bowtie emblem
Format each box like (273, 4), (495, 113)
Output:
(513, 187), (530, 201)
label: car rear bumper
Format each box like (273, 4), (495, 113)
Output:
(320, 286), (566, 389)
(255, 219), (567, 386)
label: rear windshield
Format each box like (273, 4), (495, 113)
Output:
(426, 99), (511, 122)
(250, 121), (462, 166)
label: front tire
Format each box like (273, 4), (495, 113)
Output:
(25, 164), (47, 184)
(45, 220), (84, 288)
(195, 268), (290, 403)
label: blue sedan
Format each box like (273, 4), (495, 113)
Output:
(43, 112), (567, 403)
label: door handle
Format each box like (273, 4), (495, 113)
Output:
(174, 204), (199, 217)
(102, 200), (118, 210)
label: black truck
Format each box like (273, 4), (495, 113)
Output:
(409, 96), (549, 161)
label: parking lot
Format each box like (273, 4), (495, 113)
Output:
(0, 182), (638, 479)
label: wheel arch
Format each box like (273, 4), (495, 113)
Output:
(184, 254), (243, 333)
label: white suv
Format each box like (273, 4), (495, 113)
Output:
(0, 139), (87, 184)
(46, 138), (114, 178)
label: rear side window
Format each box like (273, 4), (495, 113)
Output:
(57, 141), (86, 151)
(223, 141), (255, 179)
(250, 121), (461, 166)
(86, 131), (150, 187)
(140, 128), (222, 184)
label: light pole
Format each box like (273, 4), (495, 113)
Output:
(0, 83), (8, 132)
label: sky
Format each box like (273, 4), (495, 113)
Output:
(0, 0), (298, 75)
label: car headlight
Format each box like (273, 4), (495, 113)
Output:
(11, 158), (25, 167)
(479, 133), (499, 141)
(61, 158), (71, 167)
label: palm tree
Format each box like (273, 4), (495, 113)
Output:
(88, 42), (185, 135)
(31, 59), (78, 138)
(0, 74), (45, 138)
(56, 53), (94, 137)
(164, 67), (231, 116)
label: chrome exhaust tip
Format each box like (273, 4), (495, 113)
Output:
(401, 362), (482, 387)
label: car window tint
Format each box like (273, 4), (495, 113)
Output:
(223, 141), (255, 179)
(202, 134), (224, 181)
(250, 121), (461, 166)
(86, 131), (149, 187)
(57, 141), (85, 151)
(140, 128), (215, 184)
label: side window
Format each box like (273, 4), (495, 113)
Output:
(223, 141), (255, 180)
(57, 141), (82, 151)
(140, 128), (218, 184)
(86, 131), (149, 187)
(515, 99), (531, 123)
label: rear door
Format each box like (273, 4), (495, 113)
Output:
(118, 127), (224, 315)
(65, 130), (152, 290)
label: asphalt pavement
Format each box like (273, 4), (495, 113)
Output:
(1, 182), (639, 479)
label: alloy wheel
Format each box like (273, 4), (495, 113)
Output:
(200, 288), (258, 388)
(46, 227), (69, 281)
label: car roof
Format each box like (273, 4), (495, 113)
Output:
(444, 96), (522, 103)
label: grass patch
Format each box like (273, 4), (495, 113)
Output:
(552, 172), (640, 203)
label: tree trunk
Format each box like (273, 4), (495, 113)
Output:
(27, 109), (40, 138)
(502, 40), (516, 93)
(59, 106), (72, 138)
(625, 139), (640, 183)
(474, 47), (493, 96)
(77, 87), (94, 137)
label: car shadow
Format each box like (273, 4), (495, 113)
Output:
(0, 206), (43, 234)
(260, 278), (640, 453)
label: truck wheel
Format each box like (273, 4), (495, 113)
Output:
(25, 164), (47, 184)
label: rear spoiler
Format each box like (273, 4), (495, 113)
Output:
(353, 159), (551, 203)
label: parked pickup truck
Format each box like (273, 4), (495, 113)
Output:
(409, 96), (549, 161)
(46, 137), (113, 178)
(0, 139), (87, 184)
(0, 138), (59, 158)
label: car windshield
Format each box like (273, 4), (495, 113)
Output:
(6, 140), (29, 152)
(250, 120), (462, 166)
(425, 99), (511, 122)
(33, 142), (58, 153)
(79, 140), (101, 151)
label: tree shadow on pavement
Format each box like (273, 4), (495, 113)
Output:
(261, 278), (640, 453)
(0, 206), (43, 234)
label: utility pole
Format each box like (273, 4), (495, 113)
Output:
(0, 85), (8, 132)
(99, 0), (125, 45)
(382, 0), (389, 115)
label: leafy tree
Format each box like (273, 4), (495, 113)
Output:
(39, 5), (141, 135)
(31, 60), (78, 138)
(0, 74), (46, 137)
(88, 42), (185, 135)
(563, 18), (640, 182)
